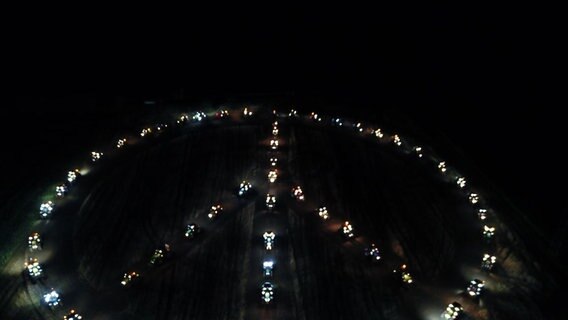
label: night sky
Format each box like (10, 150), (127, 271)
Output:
(3, 6), (566, 242)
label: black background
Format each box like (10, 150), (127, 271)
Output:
(2, 5), (566, 251)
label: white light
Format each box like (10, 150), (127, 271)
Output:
(140, 128), (152, 137)
(482, 253), (497, 271)
(243, 107), (253, 117)
(116, 138), (127, 148)
(266, 194), (276, 208)
(177, 114), (189, 123)
(28, 232), (42, 251)
(469, 193), (479, 204)
(263, 231), (275, 250)
(43, 289), (60, 306)
(413, 146), (423, 157)
(238, 181), (252, 196)
(365, 244), (381, 261)
(64, 309), (83, 320)
(268, 170), (278, 183)
(342, 221), (354, 238)
(393, 134), (402, 146)
(25, 257), (43, 278)
(478, 208), (487, 220)
(483, 225), (495, 239)
(91, 151), (103, 162)
(193, 112), (206, 122)
(456, 177), (466, 188)
(270, 139), (279, 150)
(67, 170), (78, 183)
(438, 161), (447, 173)
(121, 271), (139, 286)
(208, 205), (223, 219)
(292, 186), (305, 201)
(354, 122), (363, 132)
(374, 128), (384, 138)
(270, 157), (277, 166)
(40, 201), (54, 218)
(318, 207), (329, 220)
(288, 109), (297, 117)
(56, 184), (67, 197)
(467, 279), (485, 296)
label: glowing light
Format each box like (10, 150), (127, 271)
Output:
(469, 193), (479, 204)
(413, 146), (423, 157)
(318, 207), (329, 220)
(56, 184), (68, 197)
(332, 118), (343, 126)
(441, 302), (463, 319)
(28, 232), (42, 251)
(467, 279), (484, 296)
(208, 205), (223, 219)
(67, 169), (80, 183)
(478, 208), (487, 220)
(261, 282), (274, 303)
(309, 112), (322, 122)
(216, 109), (229, 118)
(393, 134), (402, 146)
(481, 253), (497, 271)
(438, 161), (447, 173)
(270, 157), (277, 166)
(374, 128), (384, 138)
(456, 177), (466, 188)
(43, 289), (60, 307)
(483, 225), (495, 240)
(288, 109), (297, 117)
(24, 257), (43, 279)
(365, 243), (381, 261)
(270, 139), (279, 150)
(238, 181), (252, 196)
(140, 128), (152, 137)
(64, 309), (83, 320)
(263, 231), (275, 250)
(40, 201), (54, 218)
(91, 151), (103, 162)
(177, 114), (189, 124)
(116, 138), (127, 148)
(121, 271), (139, 286)
(272, 127), (279, 136)
(342, 221), (354, 238)
(291, 186), (305, 201)
(266, 194), (276, 209)
(268, 170), (277, 183)
(193, 112), (206, 122)
(243, 107), (253, 117)
(263, 260), (274, 277)
(185, 223), (200, 238)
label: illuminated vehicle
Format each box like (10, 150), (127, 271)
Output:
(291, 186), (304, 201)
(177, 114), (189, 124)
(24, 257), (43, 280)
(56, 184), (68, 197)
(43, 289), (61, 307)
(441, 302), (463, 319)
(193, 111), (207, 122)
(268, 170), (277, 183)
(270, 157), (277, 166)
(149, 244), (171, 265)
(483, 225), (495, 240)
(467, 279), (484, 297)
(40, 201), (54, 218)
(331, 118), (343, 126)
(216, 109), (229, 118)
(263, 231), (275, 250)
(270, 139), (279, 150)
(64, 309), (83, 320)
(374, 128), (384, 138)
(67, 169), (80, 183)
(263, 260), (274, 277)
(261, 282), (274, 304)
(91, 151), (103, 162)
(140, 127), (152, 137)
(266, 194), (276, 209)
(341, 221), (355, 238)
(121, 271), (140, 286)
(185, 223), (200, 238)
(478, 208), (487, 220)
(238, 181), (252, 196)
(364, 243), (381, 261)
(481, 254), (496, 271)
(400, 264), (413, 284)
(393, 134), (402, 146)
(155, 123), (168, 131)
(272, 126), (279, 136)
(456, 177), (466, 188)
(288, 109), (298, 117)
(469, 193), (479, 204)
(309, 112), (322, 122)
(28, 232), (42, 251)
(413, 146), (423, 157)
(208, 205), (223, 219)
(318, 207), (329, 220)
(349, 122), (362, 132)
(116, 138), (126, 148)
(243, 107), (253, 117)
(438, 161), (447, 173)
